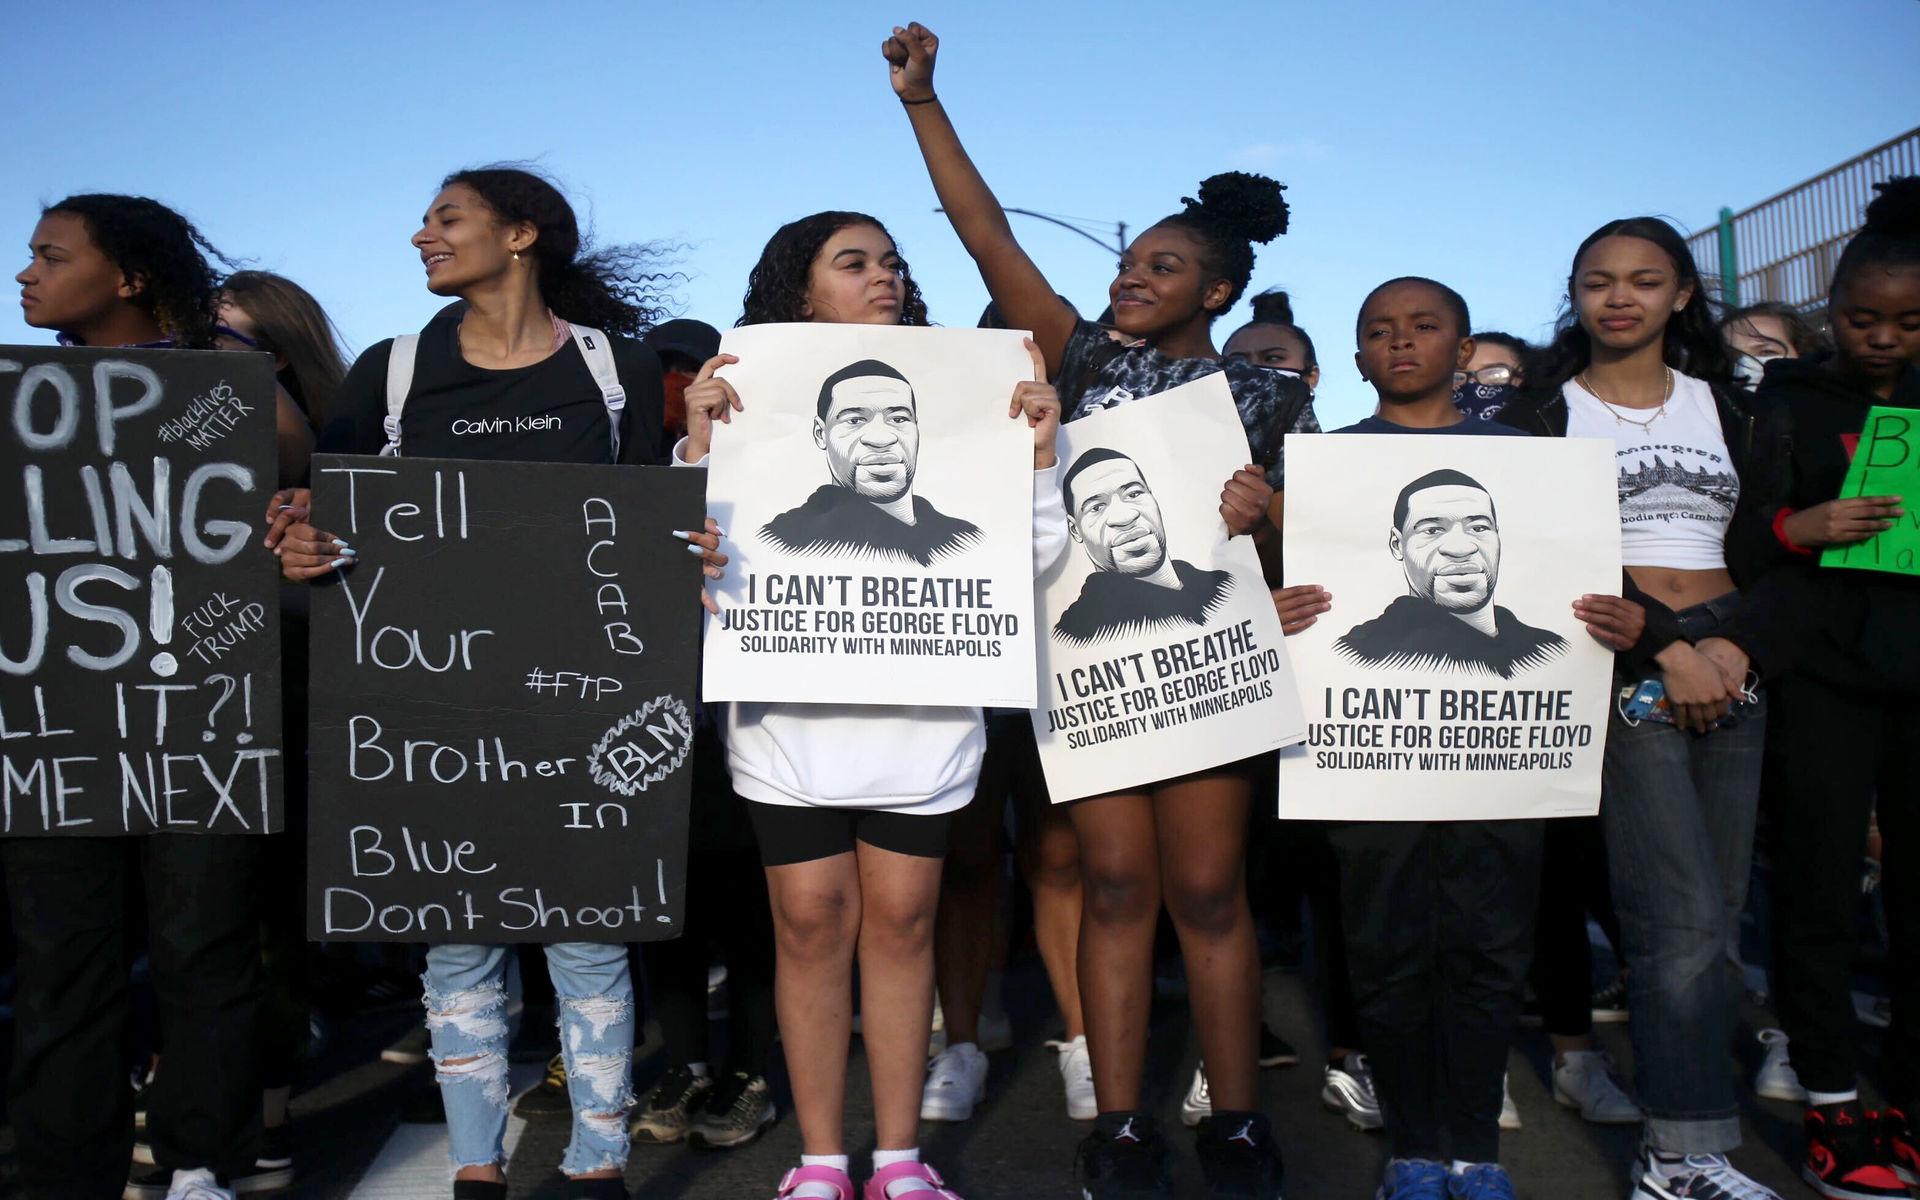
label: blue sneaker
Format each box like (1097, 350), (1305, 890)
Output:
(1377, 1158), (1450, 1200)
(1448, 1163), (1517, 1199)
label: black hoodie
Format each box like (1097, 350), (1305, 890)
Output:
(1715, 355), (1920, 694)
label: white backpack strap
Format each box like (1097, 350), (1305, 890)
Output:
(568, 324), (627, 461)
(380, 334), (420, 457)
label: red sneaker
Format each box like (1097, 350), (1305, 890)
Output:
(1881, 1107), (1918, 1187)
(1802, 1102), (1908, 1200)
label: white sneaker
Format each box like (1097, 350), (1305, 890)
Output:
(1500, 1072), (1521, 1131)
(919, 1041), (989, 1121)
(164, 1170), (235, 1200)
(1629, 1147), (1783, 1199)
(1553, 1050), (1644, 1124)
(1320, 1053), (1384, 1131)
(1058, 1034), (1096, 1120)
(1181, 1063), (1211, 1127)
(1752, 1029), (1807, 1103)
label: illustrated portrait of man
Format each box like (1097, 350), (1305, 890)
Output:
(761, 359), (981, 566)
(1053, 447), (1233, 645)
(1334, 468), (1567, 678)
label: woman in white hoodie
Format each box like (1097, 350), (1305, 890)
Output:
(674, 209), (1067, 1200)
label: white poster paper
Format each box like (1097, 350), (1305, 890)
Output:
(1277, 434), (1620, 821)
(1033, 375), (1307, 802)
(701, 323), (1037, 706)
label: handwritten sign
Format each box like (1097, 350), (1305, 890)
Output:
(306, 454), (704, 942)
(1822, 406), (1920, 577)
(0, 346), (283, 835)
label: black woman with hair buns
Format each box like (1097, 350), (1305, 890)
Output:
(1723, 175), (1920, 1197)
(885, 21), (1300, 1198)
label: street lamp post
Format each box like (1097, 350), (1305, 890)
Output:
(934, 207), (1127, 258)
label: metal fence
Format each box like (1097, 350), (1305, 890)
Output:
(1687, 126), (1920, 311)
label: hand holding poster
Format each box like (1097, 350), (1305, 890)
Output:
(0, 346), (283, 835)
(700, 324), (1038, 707)
(1820, 406), (1920, 576)
(1277, 434), (1619, 821)
(1033, 374), (1305, 802)
(306, 455), (704, 941)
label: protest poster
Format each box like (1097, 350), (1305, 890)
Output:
(305, 454), (704, 942)
(1821, 405), (1920, 577)
(1277, 434), (1619, 821)
(0, 346), (283, 835)
(700, 324), (1038, 706)
(1032, 374), (1305, 802)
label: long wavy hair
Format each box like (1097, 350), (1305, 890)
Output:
(738, 211), (929, 327)
(44, 193), (231, 348)
(1533, 216), (1735, 398)
(221, 270), (349, 427)
(443, 165), (679, 337)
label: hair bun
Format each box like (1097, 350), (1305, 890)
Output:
(1248, 288), (1295, 325)
(1864, 176), (1920, 238)
(1181, 172), (1289, 244)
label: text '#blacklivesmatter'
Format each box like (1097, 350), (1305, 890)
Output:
(0, 347), (284, 835)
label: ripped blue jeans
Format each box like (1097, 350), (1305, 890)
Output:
(423, 942), (634, 1176)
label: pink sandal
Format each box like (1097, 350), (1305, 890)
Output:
(864, 1161), (964, 1200)
(774, 1165), (855, 1199)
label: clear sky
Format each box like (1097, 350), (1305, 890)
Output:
(5, 0), (1916, 428)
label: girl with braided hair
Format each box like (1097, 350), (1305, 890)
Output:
(884, 22), (1305, 1198)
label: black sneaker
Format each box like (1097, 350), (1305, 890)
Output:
(230, 1124), (294, 1194)
(1591, 975), (1629, 1024)
(563, 1177), (627, 1200)
(631, 1065), (713, 1144)
(1195, 1110), (1282, 1197)
(451, 1181), (507, 1200)
(688, 1071), (776, 1149)
(1076, 1111), (1171, 1198)
(513, 1053), (572, 1118)
(380, 1023), (432, 1065)
(1257, 1026), (1299, 1069)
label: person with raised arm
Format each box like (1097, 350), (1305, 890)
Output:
(883, 23), (1306, 1199)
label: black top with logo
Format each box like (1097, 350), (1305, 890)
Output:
(319, 309), (666, 466)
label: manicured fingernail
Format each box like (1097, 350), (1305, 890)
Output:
(332, 541), (352, 551)
(330, 557), (350, 568)
(337, 547), (358, 557)
(712, 525), (727, 537)
(686, 544), (705, 555)
(670, 530), (692, 540)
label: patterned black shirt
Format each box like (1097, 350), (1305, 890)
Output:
(1055, 320), (1319, 488)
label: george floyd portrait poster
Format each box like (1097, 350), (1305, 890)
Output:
(1033, 375), (1306, 803)
(700, 324), (1038, 707)
(1277, 433), (1619, 821)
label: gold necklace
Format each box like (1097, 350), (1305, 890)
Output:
(1579, 367), (1673, 430)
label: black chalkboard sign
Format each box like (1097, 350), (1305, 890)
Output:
(306, 454), (705, 942)
(0, 346), (284, 835)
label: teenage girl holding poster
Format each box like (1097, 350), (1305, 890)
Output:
(676, 209), (1065, 1200)
(880, 22), (1301, 1198)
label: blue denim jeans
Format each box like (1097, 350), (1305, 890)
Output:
(423, 942), (635, 1176)
(1600, 592), (1765, 1154)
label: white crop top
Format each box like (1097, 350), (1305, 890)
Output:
(1565, 372), (1737, 571)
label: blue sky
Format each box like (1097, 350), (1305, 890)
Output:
(5, 0), (1916, 428)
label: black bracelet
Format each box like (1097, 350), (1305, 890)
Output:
(901, 94), (938, 106)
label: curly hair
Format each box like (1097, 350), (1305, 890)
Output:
(1532, 216), (1736, 399)
(1149, 171), (1290, 320)
(738, 212), (930, 327)
(1831, 175), (1920, 302)
(443, 165), (680, 338)
(1354, 277), (1470, 342)
(44, 193), (230, 348)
